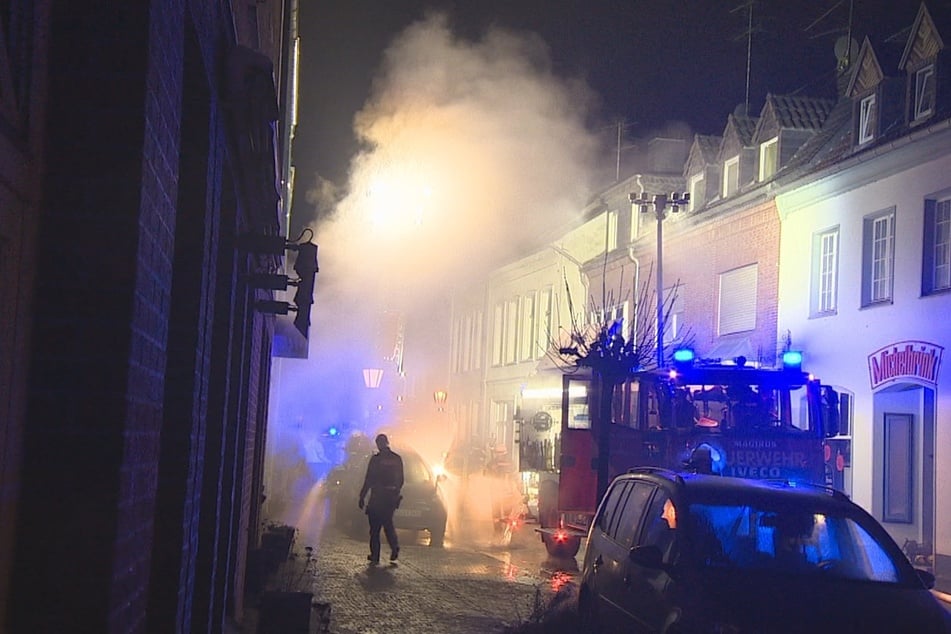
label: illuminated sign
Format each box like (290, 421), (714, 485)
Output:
(867, 340), (944, 390)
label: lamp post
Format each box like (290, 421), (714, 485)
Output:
(362, 368), (383, 389)
(433, 389), (447, 412)
(629, 191), (689, 368)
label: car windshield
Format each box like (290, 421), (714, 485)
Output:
(686, 502), (902, 583)
(400, 451), (433, 485)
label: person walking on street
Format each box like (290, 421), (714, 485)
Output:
(358, 433), (404, 565)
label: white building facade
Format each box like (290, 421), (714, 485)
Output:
(776, 4), (951, 589)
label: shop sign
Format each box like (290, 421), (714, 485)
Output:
(867, 340), (944, 390)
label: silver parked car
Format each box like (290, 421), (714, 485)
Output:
(328, 444), (448, 547)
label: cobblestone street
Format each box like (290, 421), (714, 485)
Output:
(244, 516), (578, 634)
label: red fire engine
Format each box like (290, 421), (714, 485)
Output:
(529, 349), (841, 558)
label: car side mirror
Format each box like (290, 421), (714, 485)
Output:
(629, 544), (664, 569)
(916, 568), (936, 589)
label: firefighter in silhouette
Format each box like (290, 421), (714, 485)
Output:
(358, 433), (404, 564)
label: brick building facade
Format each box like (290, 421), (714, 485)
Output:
(0, 2), (294, 632)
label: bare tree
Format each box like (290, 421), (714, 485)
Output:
(545, 261), (693, 501)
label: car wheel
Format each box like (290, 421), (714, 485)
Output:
(577, 586), (601, 632)
(429, 518), (446, 547)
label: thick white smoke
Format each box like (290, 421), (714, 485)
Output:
(316, 11), (604, 297)
(271, 11), (607, 540)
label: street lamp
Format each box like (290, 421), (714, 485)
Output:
(629, 191), (689, 368)
(362, 368), (383, 389)
(433, 389), (448, 412)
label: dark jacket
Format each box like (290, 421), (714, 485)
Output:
(359, 448), (404, 509)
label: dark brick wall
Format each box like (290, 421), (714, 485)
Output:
(7, 2), (275, 633)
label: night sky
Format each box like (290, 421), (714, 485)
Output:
(293, 0), (918, 223)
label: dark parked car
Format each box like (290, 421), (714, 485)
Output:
(579, 467), (951, 633)
(328, 444), (448, 547)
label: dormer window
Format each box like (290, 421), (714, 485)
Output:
(859, 94), (877, 144)
(689, 173), (704, 211)
(759, 137), (778, 181)
(722, 156), (739, 197)
(914, 64), (935, 121)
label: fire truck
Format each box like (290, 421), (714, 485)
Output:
(527, 349), (841, 558)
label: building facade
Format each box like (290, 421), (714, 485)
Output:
(776, 2), (951, 591)
(0, 2), (297, 631)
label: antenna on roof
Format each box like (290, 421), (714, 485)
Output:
(731, 0), (756, 117)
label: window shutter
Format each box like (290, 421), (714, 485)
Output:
(718, 264), (757, 334)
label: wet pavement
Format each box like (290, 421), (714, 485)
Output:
(243, 498), (582, 634)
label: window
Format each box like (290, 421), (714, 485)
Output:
(759, 137), (778, 181)
(592, 301), (629, 339)
(606, 209), (619, 251)
(922, 197), (951, 295)
(462, 314), (472, 371)
(862, 209), (895, 306)
(520, 293), (536, 362)
(825, 388), (853, 499)
(859, 94), (876, 144)
(718, 264), (757, 334)
(492, 303), (504, 365)
(913, 65), (935, 121)
(614, 483), (654, 547)
(536, 287), (553, 355)
(630, 204), (643, 242)
(662, 284), (685, 344)
(504, 298), (518, 364)
(689, 173), (704, 211)
(472, 310), (483, 370)
(810, 227), (839, 316)
(722, 156), (739, 197)
(597, 480), (630, 536)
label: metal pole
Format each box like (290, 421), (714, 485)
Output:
(656, 205), (665, 368)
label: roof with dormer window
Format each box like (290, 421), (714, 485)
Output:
(684, 134), (721, 177)
(899, 3), (945, 70)
(755, 94), (835, 137)
(717, 112), (759, 162)
(846, 37), (885, 97)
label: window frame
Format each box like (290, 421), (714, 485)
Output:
(606, 209), (619, 252)
(717, 264), (758, 335)
(688, 172), (704, 212)
(861, 208), (895, 307)
(758, 137), (778, 181)
(859, 93), (877, 145)
(810, 227), (839, 317)
(520, 292), (536, 362)
(922, 197), (951, 295)
(913, 64), (936, 122)
(722, 156), (739, 197)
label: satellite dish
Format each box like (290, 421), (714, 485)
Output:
(834, 36), (859, 67)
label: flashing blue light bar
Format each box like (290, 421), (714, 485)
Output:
(673, 348), (696, 363)
(782, 350), (803, 369)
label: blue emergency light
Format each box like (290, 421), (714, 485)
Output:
(673, 347), (696, 364)
(782, 350), (803, 370)
(327, 426), (340, 437)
